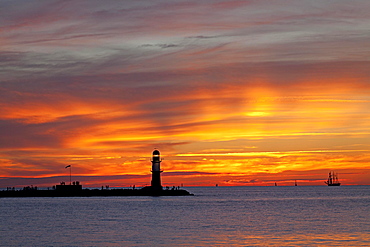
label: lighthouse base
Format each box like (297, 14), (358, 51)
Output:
(151, 171), (162, 190)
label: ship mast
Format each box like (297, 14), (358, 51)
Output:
(333, 172), (338, 184)
(328, 172), (332, 185)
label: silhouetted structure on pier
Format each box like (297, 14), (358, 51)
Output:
(55, 181), (82, 192)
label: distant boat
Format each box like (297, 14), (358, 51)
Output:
(325, 171), (341, 186)
(295, 180), (297, 186)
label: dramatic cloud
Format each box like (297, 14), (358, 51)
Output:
(1, 0), (370, 187)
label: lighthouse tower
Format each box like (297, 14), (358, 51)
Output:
(151, 149), (163, 190)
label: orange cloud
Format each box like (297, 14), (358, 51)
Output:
(1, 1), (370, 188)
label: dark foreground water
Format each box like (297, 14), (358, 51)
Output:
(1, 186), (369, 246)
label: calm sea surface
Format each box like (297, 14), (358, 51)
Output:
(1, 186), (369, 246)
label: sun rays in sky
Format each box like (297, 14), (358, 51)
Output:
(1, 0), (370, 187)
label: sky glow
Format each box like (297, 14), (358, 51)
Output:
(1, 0), (370, 187)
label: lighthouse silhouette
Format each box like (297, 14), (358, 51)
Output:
(151, 149), (163, 190)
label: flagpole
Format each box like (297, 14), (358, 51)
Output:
(65, 165), (72, 185)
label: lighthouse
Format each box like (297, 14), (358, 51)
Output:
(151, 149), (163, 190)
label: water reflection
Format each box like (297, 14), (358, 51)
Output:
(1, 186), (369, 246)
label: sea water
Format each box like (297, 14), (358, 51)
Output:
(1, 186), (369, 246)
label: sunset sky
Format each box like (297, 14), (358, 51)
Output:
(1, 0), (370, 188)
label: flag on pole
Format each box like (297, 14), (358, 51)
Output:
(65, 165), (71, 168)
